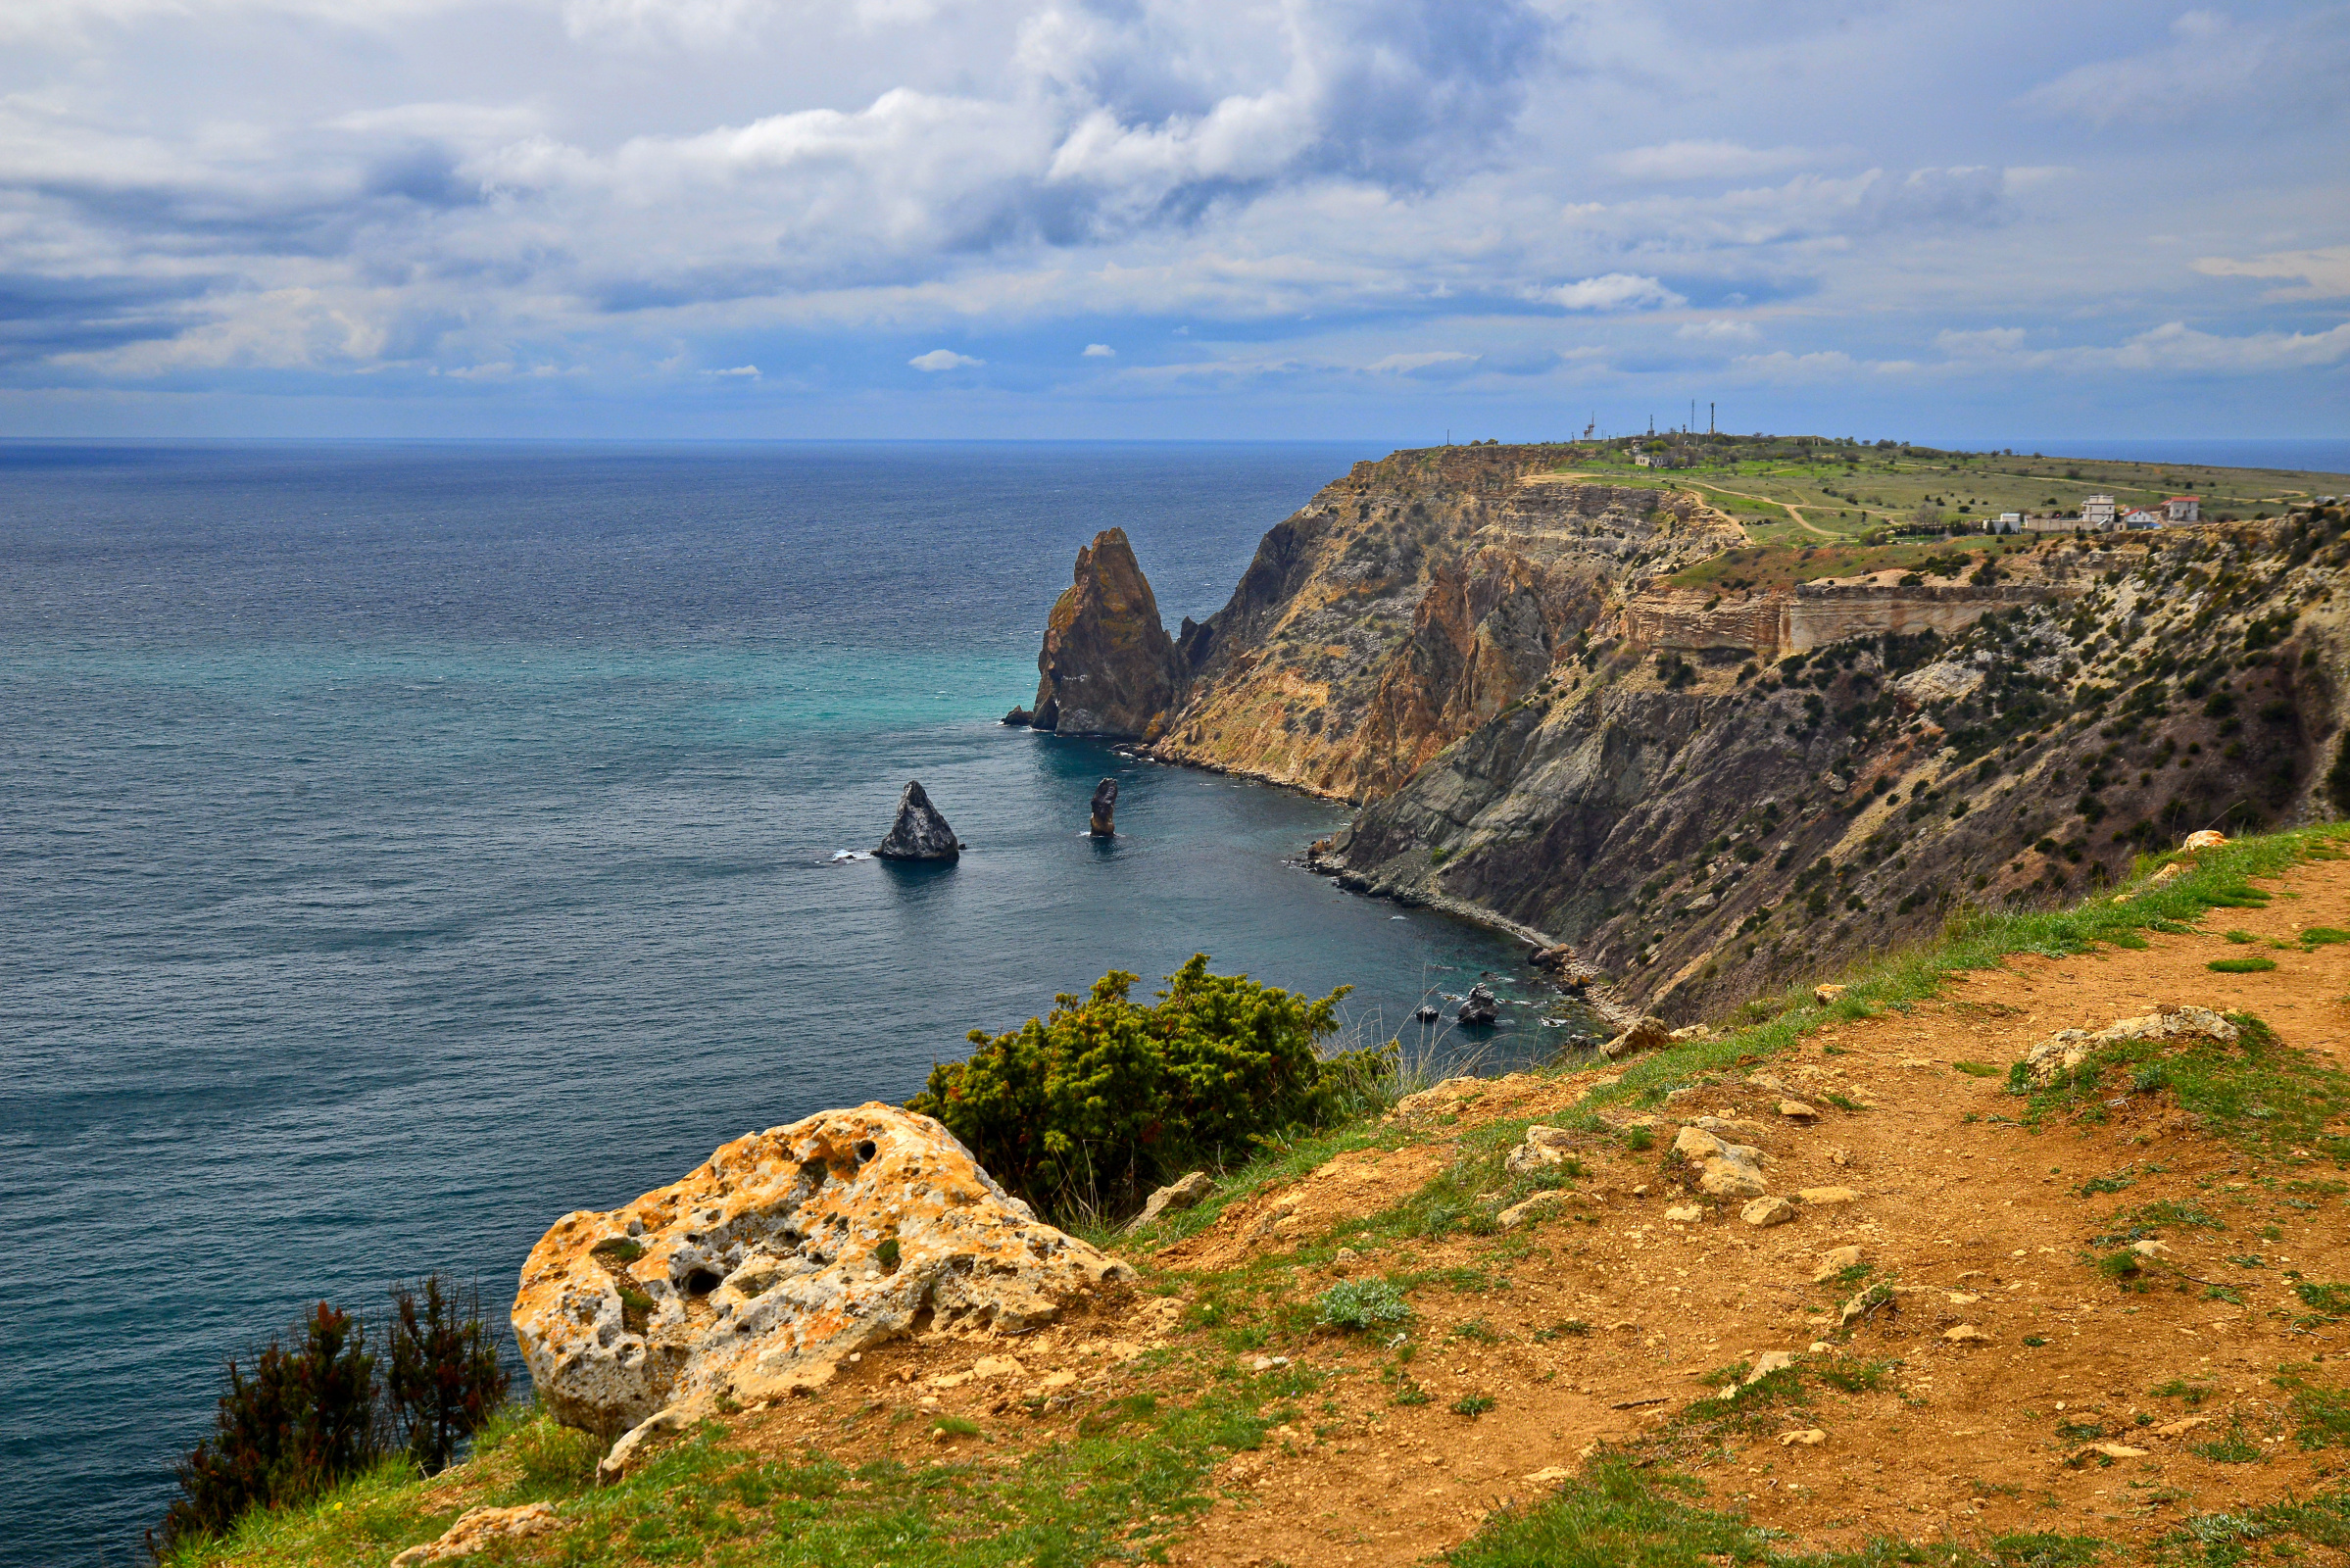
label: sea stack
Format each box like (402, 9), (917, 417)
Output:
(875, 780), (960, 860)
(1029, 527), (1184, 738)
(1088, 777), (1118, 837)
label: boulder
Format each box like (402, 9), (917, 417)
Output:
(1457, 984), (1500, 1026)
(1813, 984), (1847, 1005)
(1414, 1004), (1441, 1024)
(1031, 528), (1186, 738)
(1810, 1245), (1863, 1282)
(1741, 1196), (1796, 1227)
(513, 1102), (1132, 1450)
(1089, 777), (1119, 837)
(875, 780), (961, 861)
(391, 1503), (561, 1566)
(1599, 1014), (1672, 1060)
(1672, 1126), (1768, 1200)
(2023, 1004), (2238, 1086)
(1127, 1170), (1214, 1232)
(1002, 708), (1033, 726)
(2182, 829), (2228, 851)
(1497, 1192), (1565, 1230)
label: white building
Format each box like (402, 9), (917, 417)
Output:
(2082, 494), (2118, 528)
(2167, 495), (2200, 523)
(2123, 507), (2164, 528)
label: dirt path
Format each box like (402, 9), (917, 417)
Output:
(1151, 853), (2350, 1566)
(1689, 478), (1845, 538)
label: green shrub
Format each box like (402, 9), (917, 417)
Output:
(908, 955), (1380, 1216)
(385, 1274), (510, 1477)
(153, 1303), (380, 1554)
(1315, 1279), (1411, 1333)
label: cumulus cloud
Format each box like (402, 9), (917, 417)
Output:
(1082, 342), (1114, 356)
(705, 363), (760, 375)
(908, 347), (983, 369)
(1547, 273), (1685, 312)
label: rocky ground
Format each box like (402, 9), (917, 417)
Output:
(249, 831), (2350, 1568)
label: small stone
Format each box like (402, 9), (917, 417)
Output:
(1505, 1125), (1579, 1176)
(2130, 1239), (2172, 1258)
(1813, 984), (1847, 1004)
(1664, 1203), (1703, 1222)
(391, 1504), (562, 1567)
(1330, 1247), (1360, 1276)
(1497, 1192), (1565, 1231)
(1942, 1324), (1994, 1344)
(1810, 1246), (1863, 1282)
(1746, 1349), (1797, 1383)
(1127, 1171), (1215, 1231)
(1632, 1184), (1649, 1197)
(2153, 1415), (2212, 1438)
(1524, 1466), (1575, 1485)
(1777, 1099), (1818, 1121)
(1779, 1429), (1827, 1447)
(1797, 1187), (1860, 1205)
(1741, 1196), (1796, 1228)
(2091, 1442), (2149, 1459)
(1600, 1014), (1673, 1060)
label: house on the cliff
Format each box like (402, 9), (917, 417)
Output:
(2168, 495), (2200, 522)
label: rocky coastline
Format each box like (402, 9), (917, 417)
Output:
(1012, 446), (2350, 1023)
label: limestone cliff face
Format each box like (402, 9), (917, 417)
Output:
(1325, 515), (2350, 1019)
(1032, 528), (1185, 738)
(1148, 449), (1743, 800)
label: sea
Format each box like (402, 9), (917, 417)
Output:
(0, 441), (1587, 1566)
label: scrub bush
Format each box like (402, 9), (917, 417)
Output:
(908, 954), (1383, 1217)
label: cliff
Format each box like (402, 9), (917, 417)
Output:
(1149, 450), (1743, 800)
(1029, 527), (1184, 738)
(1326, 513), (2350, 1017)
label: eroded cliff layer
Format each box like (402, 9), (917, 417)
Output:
(1325, 515), (2350, 1018)
(1149, 449), (1744, 800)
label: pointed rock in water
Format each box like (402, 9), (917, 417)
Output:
(1089, 776), (1118, 836)
(1457, 983), (1499, 1026)
(1031, 528), (1184, 739)
(875, 780), (960, 860)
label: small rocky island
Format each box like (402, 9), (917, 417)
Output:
(875, 779), (960, 860)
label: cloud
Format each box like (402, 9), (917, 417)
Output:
(1547, 273), (1684, 312)
(704, 363), (759, 376)
(1934, 326), (2027, 356)
(1677, 318), (1758, 342)
(1603, 140), (1809, 182)
(1082, 342), (1114, 356)
(2021, 9), (2350, 125)
(1364, 349), (1476, 378)
(2195, 246), (2350, 301)
(908, 348), (982, 370)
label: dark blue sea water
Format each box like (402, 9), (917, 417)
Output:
(0, 441), (1576, 1566)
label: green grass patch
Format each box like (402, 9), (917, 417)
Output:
(1449, 1454), (2108, 1568)
(2018, 1010), (2350, 1162)
(2207, 956), (2277, 973)
(2293, 1281), (2350, 1316)
(1953, 1060), (2000, 1077)
(2190, 1421), (2265, 1463)
(1314, 1278), (1411, 1332)
(2300, 927), (2350, 947)
(2275, 1364), (2350, 1450)
(1450, 1394), (1496, 1418)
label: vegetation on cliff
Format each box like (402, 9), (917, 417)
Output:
(907, 953), (1389, 1219)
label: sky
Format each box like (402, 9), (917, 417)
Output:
(1, 0), (2344, 442)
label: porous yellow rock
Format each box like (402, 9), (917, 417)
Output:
(512, 1102), (1132, 1443)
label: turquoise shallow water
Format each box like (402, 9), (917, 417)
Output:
(0, 442), (1582, 1564)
